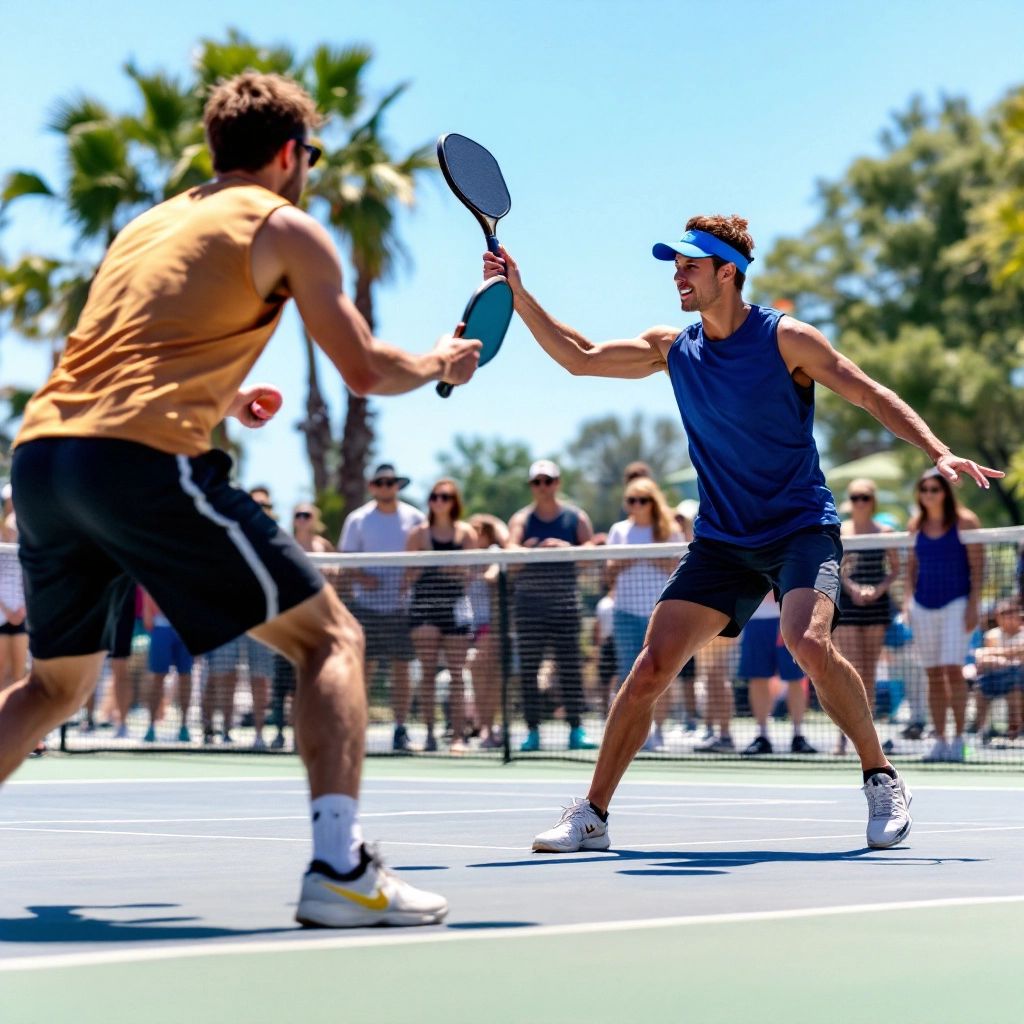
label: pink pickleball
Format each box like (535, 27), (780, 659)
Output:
(250, 389), (283, 420)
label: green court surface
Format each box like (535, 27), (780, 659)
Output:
(3, 754), (1023, 1024)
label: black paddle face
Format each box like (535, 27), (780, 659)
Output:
(436, 278), (513, 398)
(437, 133), (511, 253)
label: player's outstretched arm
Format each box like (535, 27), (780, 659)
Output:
(779, 316), (1004, 489)
(483, 247), (673, 379)
(258, 206), (481, 396)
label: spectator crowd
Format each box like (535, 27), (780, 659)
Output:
(1, 460), (1022, 761)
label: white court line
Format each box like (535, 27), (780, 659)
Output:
(3, 893), (1022, 973)
(8, 774), (1024, 792)
(4, 821), (1023, 848)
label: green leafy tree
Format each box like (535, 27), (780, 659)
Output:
(436, 435), (538, 523)
(752, 93), (1024, 523)
(562, 412), (690, 531)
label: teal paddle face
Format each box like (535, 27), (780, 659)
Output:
(436, 278), (514, 398)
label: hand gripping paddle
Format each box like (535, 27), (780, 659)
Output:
(437, 133), (511, 257)
(436, 277), (513, 398)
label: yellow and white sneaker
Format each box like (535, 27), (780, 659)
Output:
(296, 845), (448, 928)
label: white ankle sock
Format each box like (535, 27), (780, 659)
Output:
(311, 794), (363, 874)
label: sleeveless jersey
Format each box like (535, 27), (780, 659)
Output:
(666, 305), (838, 546)
(15, 180), (291, 456)
(914, 527), (971, 608)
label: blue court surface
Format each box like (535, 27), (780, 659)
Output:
(2, 756), (1023, 1023)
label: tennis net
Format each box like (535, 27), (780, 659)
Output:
(8, 526), (1024, 766)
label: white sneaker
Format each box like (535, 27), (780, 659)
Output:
(946, 736), (965, 762)
(863, 772), (913, 849)
(532, 797), (610, 853)
(922, 738), (949, 763)
(296, 845), (448, 927)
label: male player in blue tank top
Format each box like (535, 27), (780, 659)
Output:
(482, 214), (1003, 854)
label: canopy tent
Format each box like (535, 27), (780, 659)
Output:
(824, 450), (907, 492)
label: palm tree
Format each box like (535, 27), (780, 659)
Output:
(305, 62), (437, 519)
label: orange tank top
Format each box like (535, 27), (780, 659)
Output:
(15, 180), (291, 456)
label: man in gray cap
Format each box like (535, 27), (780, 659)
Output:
(340, 464), (424, 752)
(509, 459), (595, 751)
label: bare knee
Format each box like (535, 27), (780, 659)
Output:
(785, 632), (832, 681)
(620, 647), (677, 705)
(27, 669), (94, 717)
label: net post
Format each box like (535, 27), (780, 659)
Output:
(497, 566), (512, 764)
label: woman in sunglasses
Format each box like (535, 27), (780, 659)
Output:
(405, 479), (478, 752)
(606, 477), (684, 752)
(292, 503), (335, 554)
(906, 469), (982, 762)
(834, 478), (898, 754)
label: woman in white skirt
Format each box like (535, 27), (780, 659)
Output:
(905, 469), (982, 762)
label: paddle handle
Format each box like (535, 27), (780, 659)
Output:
(436, 381), (454, 398)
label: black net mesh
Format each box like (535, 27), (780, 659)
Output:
(6, 527), (1022, 768)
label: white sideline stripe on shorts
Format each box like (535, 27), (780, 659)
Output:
(175, 455), (278, 621)
(2, 893), (1023, 973)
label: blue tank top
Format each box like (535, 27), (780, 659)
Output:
(666, 305), (839, 546)
(914, 527), (971, 608)
(518, 506), (580, 596)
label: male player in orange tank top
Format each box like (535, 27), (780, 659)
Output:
(0, 72), (481, 927)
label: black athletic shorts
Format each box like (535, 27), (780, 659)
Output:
(110, 585), (137, 659)
(658, 525), (842, 638)
(12, 438), (325, 659)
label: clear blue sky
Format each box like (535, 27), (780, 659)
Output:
(2, 0), (1022, 515)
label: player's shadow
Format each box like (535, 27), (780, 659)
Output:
(470, 848), (986, 875)
(0, 903), (294, 944)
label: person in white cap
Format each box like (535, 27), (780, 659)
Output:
(509, 459), (595, 751)
(483, 212), (1001, 854)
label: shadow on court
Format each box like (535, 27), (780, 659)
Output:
(0, 904), (294, 945)
(469, 848), (988, 873)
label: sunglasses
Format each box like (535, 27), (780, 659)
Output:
(848, 494), (873, 503)
(293, 138), (322, 167)
(625, 496), (652, 506)
(258, 501), (274, 511)
(918, 485), (944, 495)
(371, 478), (399, 487)
(294, 511), (313, 521)
(530, 476), (557, 486)
(428, 492), (455, 502)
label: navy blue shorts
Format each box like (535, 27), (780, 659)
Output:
(977, 666), (1024, 699)
(658, 526), (842, 638)
(12, 438), (324, 659)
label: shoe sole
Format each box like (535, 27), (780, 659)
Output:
(296, 901), (448, 928)
(532, 833), (611, 853)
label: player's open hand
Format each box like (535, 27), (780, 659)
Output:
(934, 453), (1004, 489)
(436, 325), (482, 387)
(483, 245), (522, 293)
(231, 384), (283, 429)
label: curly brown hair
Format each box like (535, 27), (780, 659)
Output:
(203, 71), (321, 174)
(685, 214), (755, 292)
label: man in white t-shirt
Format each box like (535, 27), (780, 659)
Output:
(339, 463), (425, 752)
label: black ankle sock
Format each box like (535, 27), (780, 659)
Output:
(863, 765), (897, 783)
(589, 801), (608, 822)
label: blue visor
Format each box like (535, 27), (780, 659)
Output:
(652, 229), (753, 273)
